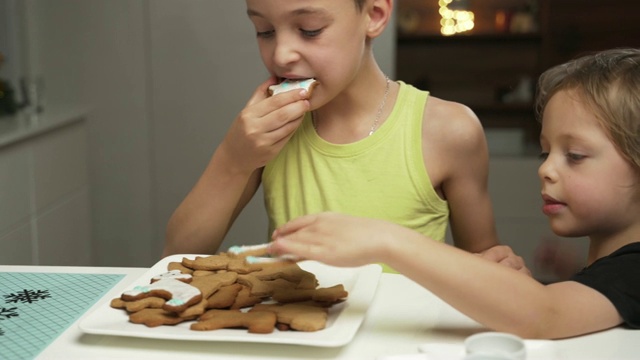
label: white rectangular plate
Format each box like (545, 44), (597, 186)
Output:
(79, 254), (382, 347)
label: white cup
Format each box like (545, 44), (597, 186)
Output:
(463, 332), (526, 360)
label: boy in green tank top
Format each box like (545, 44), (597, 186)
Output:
(163, 0), (528, 275)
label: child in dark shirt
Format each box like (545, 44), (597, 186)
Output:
(268, 48), (640, 339)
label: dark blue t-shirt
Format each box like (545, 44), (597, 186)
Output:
(571, 242), (640, 328)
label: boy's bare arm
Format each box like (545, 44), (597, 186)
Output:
(163, 161), (262, 257)
(422, 97), (528, 273)
(163, 78), (311, 256)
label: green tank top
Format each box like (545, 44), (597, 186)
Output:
(262, 82), (449, 272)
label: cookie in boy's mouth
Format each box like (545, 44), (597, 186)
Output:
(268, 78), (318, 96)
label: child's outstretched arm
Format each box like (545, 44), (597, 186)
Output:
(163, 78), (311, 256)
(269, 212), (622, 339)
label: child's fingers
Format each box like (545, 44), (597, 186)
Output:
(241, 88), (310, 139)
(265, 99), (309, 134)
(270, 235), (319, 260)
(270, 215), (323, 259)
(272, 214), (319, 239)
(245, 77), (279, 107)
(479, 245), (530, 275)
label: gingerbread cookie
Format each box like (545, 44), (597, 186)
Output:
(167, 261), (193, 274)
(252, 263), (318, 289)
(151, 269), (192, 283)
(129, 308), (195, 327)
(206, 283), (243, 309)
(230, 285), (265, 310)
(251, 303), (329, 332)
(111, 296), (166, 312)
(181, 255), (230, 271)
(192, 309), (277, 334)
(268, 78), (318, 97)
(272, 284), (348, 304)
(121, 271), (202, 313)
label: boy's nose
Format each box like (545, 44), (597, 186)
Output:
(538, 158), (557, 183)
(273, 38), (300, 67)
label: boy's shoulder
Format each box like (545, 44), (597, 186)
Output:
(422, 95), (485, 153)
(423, 95), (479, 126)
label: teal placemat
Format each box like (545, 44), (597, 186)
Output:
(0, 272), (125, 360)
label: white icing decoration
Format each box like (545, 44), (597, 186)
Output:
(151, 270), (192, 282)
(269, 78), (316, 96)
(123, 278), (200, 307)
(167, 298), (186, 306)
(132, 285), (150, 293)
(228, 244), (269, 255)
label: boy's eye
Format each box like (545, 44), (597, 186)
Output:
(538, 152), (549, 161)
(256, 29), (275, 38)
(300, 28), (323, 37)
(566, 152), (586, 162)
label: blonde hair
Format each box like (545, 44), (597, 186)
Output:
(536, 48), (640, 171)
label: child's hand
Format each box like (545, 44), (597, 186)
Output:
(221, 77), (311, 173)
(269, 212), (392, 268)
(477, 245), (531, 276)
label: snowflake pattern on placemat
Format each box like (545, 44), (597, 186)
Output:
(0, 307), (19, 320)
(4, 289), (51, 304)
(0, 272), (124, 360)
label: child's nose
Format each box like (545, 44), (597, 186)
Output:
(273, 38), (300, 67)
(538, 158), (557, 183)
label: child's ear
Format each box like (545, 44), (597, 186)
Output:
(366, 0), (393, 39)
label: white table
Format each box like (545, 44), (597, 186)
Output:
(1, 265), (637, 359)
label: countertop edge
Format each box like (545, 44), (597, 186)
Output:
(0, 108), (89, 149)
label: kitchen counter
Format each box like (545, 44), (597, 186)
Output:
(1, 264), (638, 359)
(0, 109), (87, 149)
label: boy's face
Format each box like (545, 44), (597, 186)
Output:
(245, 0), (370, 107)
(538, 90), (639, 240)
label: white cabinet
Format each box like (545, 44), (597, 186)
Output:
(0, 114), (91, 265)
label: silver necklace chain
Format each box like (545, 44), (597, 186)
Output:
(313, 75), (391, 137)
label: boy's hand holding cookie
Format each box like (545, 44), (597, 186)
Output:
(220, 77), (312, 173)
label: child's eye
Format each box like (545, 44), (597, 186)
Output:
(300, 28), (323, 38)
(256, 29), (275, 38)
(566, 152), (586, 162)
(538, 152), (549, 161)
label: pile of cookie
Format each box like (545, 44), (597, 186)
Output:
(110, 252), (348, 334)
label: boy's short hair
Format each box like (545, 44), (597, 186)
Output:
(354, 0), (366, 11)
(536, 48), (640, 171)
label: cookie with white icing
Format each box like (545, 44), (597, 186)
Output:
(268, 78), (318, 96)
(121, 271), (202, 313)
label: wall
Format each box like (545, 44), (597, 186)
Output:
(24, 0), (155, 266)
(23, 0), (396, 267)
(540, 0), (640, 69)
